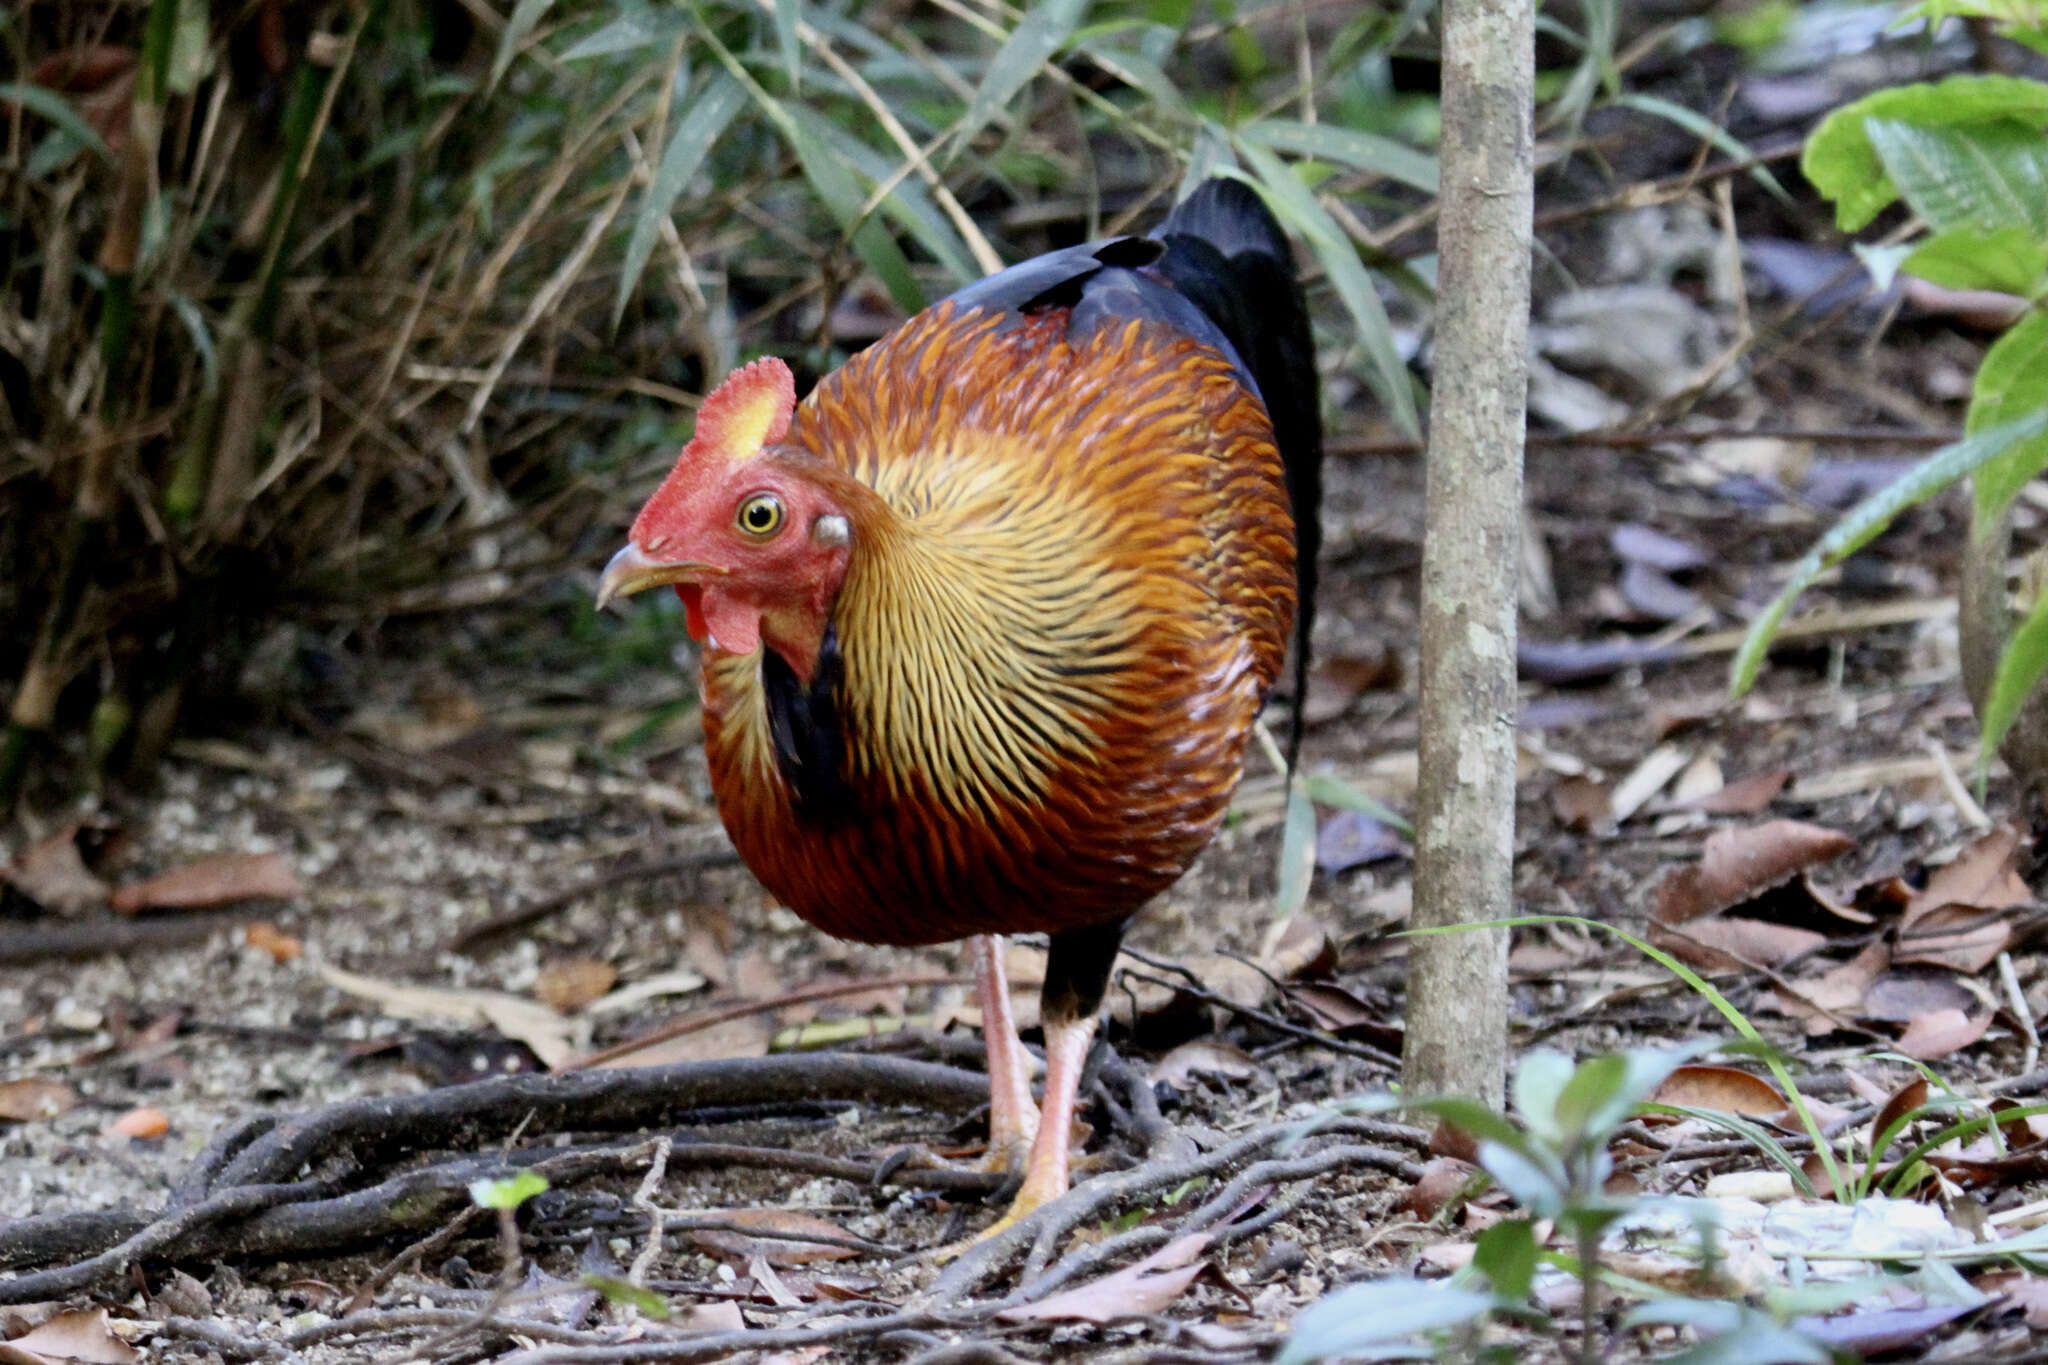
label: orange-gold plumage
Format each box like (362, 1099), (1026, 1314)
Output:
(702, 302), (1294, 947)
(601, 178), (1322, 1232)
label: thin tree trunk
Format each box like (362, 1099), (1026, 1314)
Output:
(1402, 0), (1533, 1108)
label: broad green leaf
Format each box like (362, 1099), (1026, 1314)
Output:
(1230, 142), (1421, 437)
(952, 0), (1088, 157)
(1612, 93), (1789, 202)
(1899, 1), (2048, 54)
(1478, 1140), (1566, 1218)
(1901, 225), (2048, 295)
(1730, 408), (2048, 696)
(0, 83), (109, 160)
(1553, 1053), (1630, 1146)
(491, 0), (555, 88)
(614, 71), (746, 326)
(26, 129), (89, 179)
(1866, 118), (2048, 238)
(1277, 1280), (1496, 1365)
(1238, 117), (1439, 194)
(1471, 1218), (1538, 1300)
(1969, 308), (2048, 521)
(1511, 1050), (1575, 1144)
(1802, 74), (2048, 231)
(562, 7), (682, 60)
(1977, 568), (2048, 786)
(1302, 773), (1412, 835)
(1272, 781), (1317, 920)
(470, 1169), (549, 1209)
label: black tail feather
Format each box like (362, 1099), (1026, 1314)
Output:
(1157, 178), (1323, 773)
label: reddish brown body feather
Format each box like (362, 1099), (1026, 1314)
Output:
(698, 302), (1295, 946)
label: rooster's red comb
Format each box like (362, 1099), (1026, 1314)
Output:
(688, 356), (796, 466)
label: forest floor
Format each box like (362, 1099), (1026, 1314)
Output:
(6, 70), (2048, 1365)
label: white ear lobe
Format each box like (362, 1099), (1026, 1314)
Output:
(812, 514), (850, 547)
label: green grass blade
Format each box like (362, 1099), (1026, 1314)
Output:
(773, 0), (804, 90)
(491, 0), (555, 89)
(1612, 93), (1790, 203)
(1273, 781), (1317, 921)
(951, 0), (1088, 159)
(1730, 408), (2048, 697)
(1229, 142), (1421, 437)
(614, 71), (746, 327)
(1238, 117), (1439, 194)
(1638, 1102), (1816, 1196)
(1302, 773), (1412, 836)
(0, 83), (110, 161)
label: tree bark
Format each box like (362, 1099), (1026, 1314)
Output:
(1402, 0), (1533, 1108)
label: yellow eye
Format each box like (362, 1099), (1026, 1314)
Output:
(735, 492), (785, 539)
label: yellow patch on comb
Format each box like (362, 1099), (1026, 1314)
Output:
(690, 356), (796, 465)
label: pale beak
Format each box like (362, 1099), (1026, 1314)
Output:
(595, 543), (725, 611)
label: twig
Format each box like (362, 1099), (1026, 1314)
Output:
(448, 850), (740, 951)
(567, 974), (981, 1069)
(1329, 424), (1959, 458)
(1114, 963), (1401, 1072)
(2001, 951), (2039, 1077)
(0, 908), (257, 965)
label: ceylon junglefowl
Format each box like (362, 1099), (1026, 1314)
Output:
(598, 177), (1322, 1233)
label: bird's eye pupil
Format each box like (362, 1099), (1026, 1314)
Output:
(738, 494), (782, 536)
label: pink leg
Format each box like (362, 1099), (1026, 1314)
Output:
(999, 1009), (1097, 1223)
(969, 934), (1038, 1168)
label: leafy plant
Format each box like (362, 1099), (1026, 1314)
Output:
(1281, 1040), (1849, 1365)
(1730, 58), (2048, 785)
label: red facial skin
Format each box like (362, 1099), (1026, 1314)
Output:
(629, 456), (852, 684)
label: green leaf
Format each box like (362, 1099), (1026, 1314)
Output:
(1230, 143), (1421, 437)
(1302, 773), (1412, 836)
(168, 0), (211, 94)
(614, 71), (746, 326)
(1969, 308), (2048, 522)
(469, 1169), (549, 1210)
(1901, 225), (2048, 295)
(1478, 1140), (1567, 1218)
(772, 0), (803, 91)
(1237, 117), (1438, 194)
(1277, 1280), (1496, 1365)
(491, 0), (555, 89)
(1612, 93), (1789, 203)
(1640, 1102), (1816, 1195)
(1273, 781), (1317, 921)
(1801, 74), (2048, 231)
(1471, 1218), (1538, 1301)
(582, 1272), (671, 1317)
(562, 7), (683, 60)
(1730, 407), (2048, 696)
(1978, 569), (2048, 785)
(1511, 1051), (1574, 1145)
(781, 103), (925, 314)
(0, 83), (110, 161)
(1553, 1053), (1631, 1146)
(952, 0), (1088, 157)
(1866, 118), (2048, 238)
(1074, 40), (1189, 122)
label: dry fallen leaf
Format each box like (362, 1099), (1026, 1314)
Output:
(1650, 1065), (1786, 1117)
(1976, 1270), (2048, 1327)
(110, 851), (302, 914)
(535, 959), (618, 1012)
(1549, 776), (1612, 832)
(674, 1301), (746, 1332)
(1150, 1039), (1261, 1091)
(1, 826), (109, 915)
(320, 964), (576, 1069)
(683, 1209), (862, 1267)
(1261, 914), (1335, 980)
(1767, 940), (1890, 1035)
(1401, 1157), (1482, 1220)
(243, 921), (303, 962)
(0, 1308), (140, 1365)
(1894, 1007), (1994, 1061)
(0, 1078), (80, 1122)
(1650, 821), (1855, 970)
(996, 1233), (1213, 1323)
(1674, 768), (1790, 816)
(1892, 826), (2028, 972)
(105, 1106), (169, 1140)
